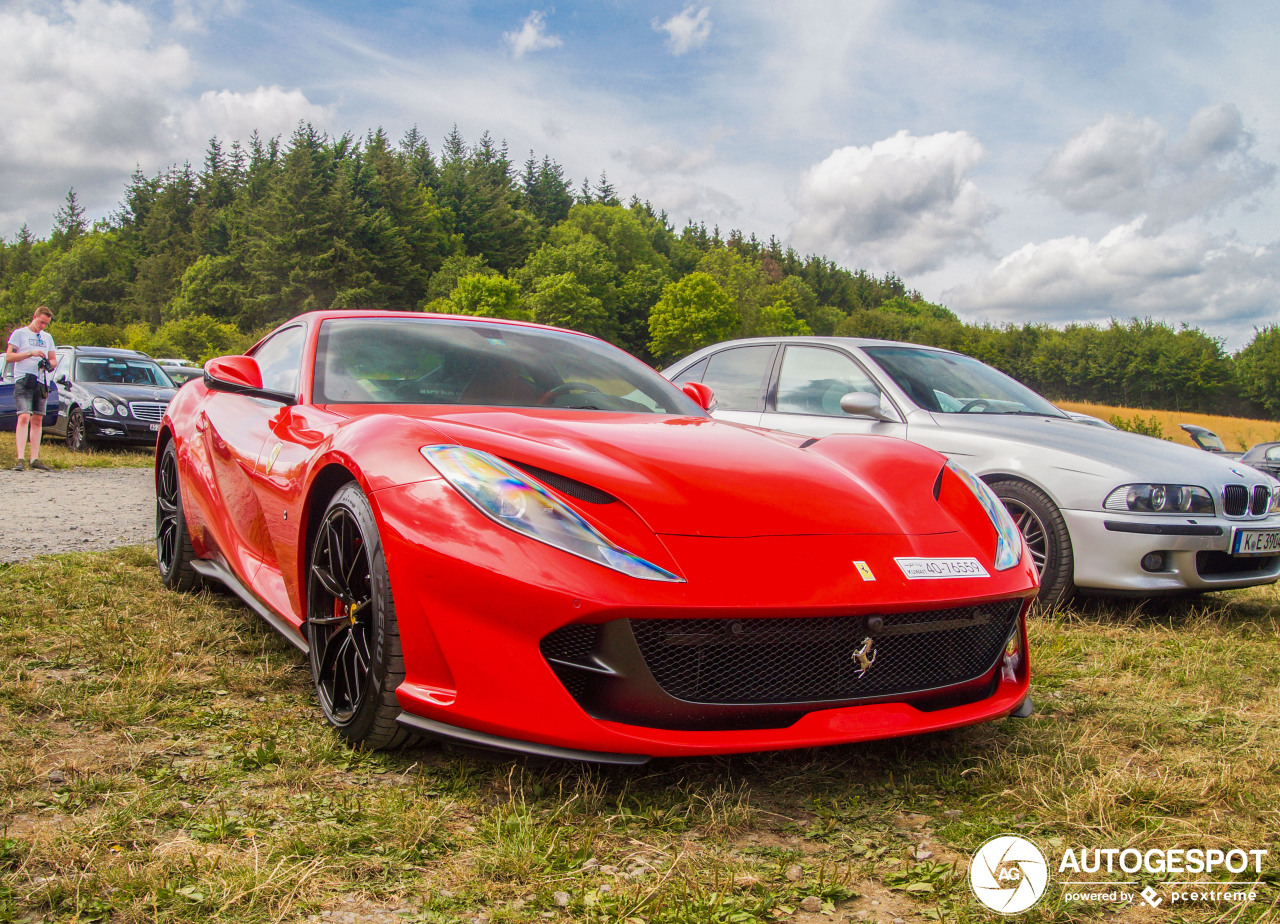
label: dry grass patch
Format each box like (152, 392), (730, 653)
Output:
(2, 546), (1278, 923)
(1057, 401), (1280, 451)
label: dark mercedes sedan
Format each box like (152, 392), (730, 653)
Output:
(49, 346), (177, 450)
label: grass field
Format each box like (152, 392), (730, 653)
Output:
(1056, 402), (1280, 452)
(2, 546), (1278, 924)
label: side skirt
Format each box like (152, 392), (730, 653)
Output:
(395, 712), (650, 766)
(190, 559), (309, 654)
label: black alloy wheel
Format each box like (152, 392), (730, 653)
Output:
(65, 406), (88, 451)
(991, 479), (1075, 609)
(155, 440), (201, 591)
(306, 481), (413, 749)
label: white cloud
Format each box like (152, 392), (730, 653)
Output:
(790, 130), (997, 275)
(503, 10), (562, 59)
(944, 219), (1280, 348)
(0, 0), (332, 234)
(170, 87), (336, 149)
(653, 6), (712, 55)
(1036, 105), (1276, 227)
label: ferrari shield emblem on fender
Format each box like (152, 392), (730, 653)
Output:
(264, 442), (283, 475)
(853, 637), (877, 677)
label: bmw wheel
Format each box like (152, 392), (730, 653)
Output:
(155, 441), (201, 591)
(306, 481), (413, 749)
(991, 479), (1075, 609)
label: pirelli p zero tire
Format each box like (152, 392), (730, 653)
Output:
(155, 440), (202, 592)
(990, 479), (1075, 610)
(306, 481), (414, 750)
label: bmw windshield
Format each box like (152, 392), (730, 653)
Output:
(862, 346), (1065, 417)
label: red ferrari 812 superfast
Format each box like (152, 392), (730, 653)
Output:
(155, 311), (1038, 764)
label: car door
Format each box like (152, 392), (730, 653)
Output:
(0, 359), (15, 431)
(667, 343), (778, 427)
(193, 324), (308, 596)
(758, 344), (908, 439)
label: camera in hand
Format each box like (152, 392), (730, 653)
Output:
(37, 358), (52, 371)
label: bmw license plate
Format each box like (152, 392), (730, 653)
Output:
(1233, 528), (1280, 555)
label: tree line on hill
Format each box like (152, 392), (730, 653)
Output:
(3, 123), (1279, 418)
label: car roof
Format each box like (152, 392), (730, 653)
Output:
(680, 336), (962, 355)
(63, 345), (153, 358)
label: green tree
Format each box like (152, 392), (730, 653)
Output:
(1234, 326), (1280, 416)
(755, 299), (811, 337)
(527, 273), (610, 337)
(648, 272), (739, 363)
(445, 273), (528, 320)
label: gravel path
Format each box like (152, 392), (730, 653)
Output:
(0, 467), (155, 562)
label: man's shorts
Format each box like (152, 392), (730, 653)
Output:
(13, 376), (48, 416)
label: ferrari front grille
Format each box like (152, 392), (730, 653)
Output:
(629, 602), (1019, 704)
(540, 601), (1022, 729)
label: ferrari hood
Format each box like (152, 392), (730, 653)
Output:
(414, 410), (952, 538)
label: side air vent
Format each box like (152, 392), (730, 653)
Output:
(510, 461), (617, 505)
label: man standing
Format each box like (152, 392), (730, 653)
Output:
(6, 306), (58, 471)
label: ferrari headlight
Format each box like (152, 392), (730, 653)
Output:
(1104, 483), (1214, 515)
(92, 397), (115, 416)
(421, 445), (683, 582)
(946, 460), (1022, 571)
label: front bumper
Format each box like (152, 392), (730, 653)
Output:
(85, 416), (163, 443)
(373, 479), (1036, 761)
(1065, 508), (1280, 593)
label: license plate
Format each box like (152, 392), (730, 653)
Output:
(149, 423), (160, 431)
(1233, 528), (1280, 555)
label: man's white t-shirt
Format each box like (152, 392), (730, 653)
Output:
(7, 327), (56, 378)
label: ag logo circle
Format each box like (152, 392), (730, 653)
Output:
(969, 834), (1049, 914)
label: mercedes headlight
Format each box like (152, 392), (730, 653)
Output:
(946, 461), (1022, 571)
(91, 397), (115, 416)
(1104, 484), (1214, 514)
(421, 445), (683, 582)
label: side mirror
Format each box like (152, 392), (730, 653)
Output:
(204, 356), (296, 405)
(681, 381), (715, 411)
(839, 391), (894, 421)
(56, 374), (69, 386)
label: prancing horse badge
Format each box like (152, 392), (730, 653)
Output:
(853, 637), (877, 677)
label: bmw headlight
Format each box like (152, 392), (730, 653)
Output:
(421, 445), (683, 582)
(1104, 484), (1214, 515)
(91, 397), (115, 416)
(946, 461), (1022, 571)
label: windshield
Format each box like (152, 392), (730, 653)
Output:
(75, 356), (173, 388)
(313, 317), (703, 415)
(862, 346), (1064, 417)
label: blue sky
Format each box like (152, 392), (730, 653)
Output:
(2, 0), (1277, 348)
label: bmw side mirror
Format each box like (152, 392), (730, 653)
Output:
(204, 355), (296, 405)
(839, 391), (894, 421)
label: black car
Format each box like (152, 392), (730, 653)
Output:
(50, 346), (177, 450)
(0, 356), (60, 431)
(160, 364), (203, 386)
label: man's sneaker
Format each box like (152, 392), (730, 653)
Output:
(12, 460), (26, 471)
(30, 459), (52, 472)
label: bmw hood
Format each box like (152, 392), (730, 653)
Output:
(920, 413), (1271, 486)
(417, 410), (954, 538)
